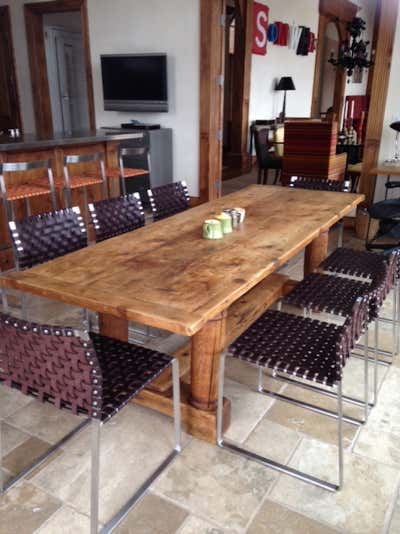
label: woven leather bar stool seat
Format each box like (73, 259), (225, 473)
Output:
(148, 181), (190, 221)
(89, 193), (145, 243)
(0, 313), (181, 534)
(106, 167), (150, 179)
(217, 300), (367, 492)
(6, 183), (54, 201)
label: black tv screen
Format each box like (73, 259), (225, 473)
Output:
(101, 54), (168, 112)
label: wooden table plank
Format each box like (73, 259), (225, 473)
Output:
(0, 185), (364, 336)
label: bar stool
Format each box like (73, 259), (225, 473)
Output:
(217, 298), (368, 492)
(148, 181), (190, 221)
(0, 160), (57, 223)
(0, 313), (181, 534)
(105, 147), (151, 197)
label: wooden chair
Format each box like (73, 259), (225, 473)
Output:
(0, 313), (181, 534)
(147, 181), (190, 221)
(88, 193), (145, 242)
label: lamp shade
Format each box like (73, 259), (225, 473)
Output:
(276, 77), (296, 91)
(390, 121), (400, 132)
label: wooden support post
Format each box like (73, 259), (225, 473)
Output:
(98, 313), (128, 342)
(304, 231), (329, 276)
(190, 311), (227, 411)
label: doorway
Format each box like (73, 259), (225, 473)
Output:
(25, 0), (95, 137)
(0, 6), (21, 133)
(44, 13), (90, 133)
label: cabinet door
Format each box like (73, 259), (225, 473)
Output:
(0, 7), (21, 132)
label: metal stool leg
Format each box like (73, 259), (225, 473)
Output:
(393, 284), (397, 359)
(1, 289), (9, 313)
(217, 352), (226, 446)
(21, 293), (28, 321)
(25, 198), (32, 217)
(374, 318), (379, 406)
(337, 381), (344, 489)
(364, 328), (369, 421)
(91, 419), (101, 534)
(172, 359), (182, 452)
(337, 221), (344, 248)
(0, 420), (3, 493)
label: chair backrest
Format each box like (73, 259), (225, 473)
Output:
(0, 314), (102, 418)
(88, 193), (145, 242)
(148, 181), (190, 221)
(1, 159), (51, 173)
(8, 206), (87, 270)
(64, 153), (104, 165)
(274, 125), (285, 157)
(253, 128), (275, 168)
(289, 176), (351, 192)
(119, 147), (150, 174)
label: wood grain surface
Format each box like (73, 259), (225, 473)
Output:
(0, 185), (364, 336)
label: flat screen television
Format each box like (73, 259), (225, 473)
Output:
(101, 54), (168, 112)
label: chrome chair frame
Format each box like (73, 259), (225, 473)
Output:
(118, 147), (151, 197)
(217, 352), (344, 492)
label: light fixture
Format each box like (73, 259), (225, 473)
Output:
(386, 121), (400, 165)
(328, 17), (373, 77)
(276, 77), (296, 122)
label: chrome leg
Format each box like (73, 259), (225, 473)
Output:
(216, 353), (226, 446)
(393, 286), (397, 359)
(364, 328), (369, 421)
(1, 289), (9, 314)
(121, 177), (127, 197)
(276, 300), (282, 311)
(374, 318), (379, 406)
(396, 282), (400, 355)
(337, 381), (343, 489)
(84, 308), (92, 332)
(258, 367), (263, 392)
(83, 188), (90, 231)
(0, 420), (3, 493)
(172, 359), (182, 452)
(91, 419), (101, 534)
(21, 292), (28, 321)
(25, 198), (32, 217)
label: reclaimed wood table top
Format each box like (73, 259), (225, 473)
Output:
(1, 185), (364, 336)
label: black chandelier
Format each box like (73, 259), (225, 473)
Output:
(328, 17), (373, 77)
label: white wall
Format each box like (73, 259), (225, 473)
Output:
(2, 0), (200, 196)
(249, 0), (319, 123)
(87, 0), (200, 195)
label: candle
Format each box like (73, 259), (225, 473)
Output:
(342, 99), (348, 130)
(350, 100), (355, 120)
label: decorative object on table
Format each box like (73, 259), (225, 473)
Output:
(385, 121), (400, 165)
(223, 209), (241, 228)
(216, 212), (233, 234)
(328, 17), (373, 78)
(203, 219), (223, 240)
(233, 207), (246, 223)
(276, 77), (295, 122)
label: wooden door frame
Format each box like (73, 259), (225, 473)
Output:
(0, 5), (22, 131)
(311, 0), (357, 120)
(24, 0), (95, 137)
(199, 0), (227, 202)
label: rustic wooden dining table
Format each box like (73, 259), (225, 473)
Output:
(0, 185), (364, 442)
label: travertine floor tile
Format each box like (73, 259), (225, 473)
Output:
(37, 406), (183, 525)
(247, 499), (339, 534)
(388, 487), (400, 534)
(114, 492), (187, 534)
(243, 419), (300, 464)
(35, 505), (90, 533)
(154, 439), (276, 531)
(264, 399), (357, 448)
(5, 401), (85, 444)
(271, 438), (400, 534)
(225, 358), (284, 393)
(3, 436), (51, 475)
(223, 379), (273, 443)
(1, 422), (30, 457)
(0, 482), (61, 534)
(178, 515), (226, 534)
(354, 427), (400, 467)
(0, 385), (33, 419)
(366, 367), (400, 436)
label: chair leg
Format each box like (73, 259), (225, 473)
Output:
(0, 420), (3, 493)
(273, 169), (279, 185)
(172, 359), (182, 452)
(257, 169), (262, 185)
(374, 318), (379, 406)
(364, 328), (369, 421)
(1, 289), (9, 314)
(393, 283), (397, 359)
(337, 221), (344, 248)
(337, 381), (344, 489)
(91, 419), (101, 534)
(21, 292), (28, 321)
(263, 169), (268, 185)
(121, 177), (127, 197)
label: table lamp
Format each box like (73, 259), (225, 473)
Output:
(276, 77), (296, 122)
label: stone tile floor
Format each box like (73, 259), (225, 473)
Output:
(1, 205), (400, 533)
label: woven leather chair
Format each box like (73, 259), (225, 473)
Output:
(148, 181), (190, 221)
(254, 128), (282, 185)
(0, 160), (57, 224)
(217, 299), (368, 492)
(105, 147), (151, 197)
(320, 247), (400, 360)
(3, 207), (87, 319)
(0, 313), (181, 533)
(283, 254), (396, 409)
(289, 176), (351, 246)
(89, 193), (145, 243)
